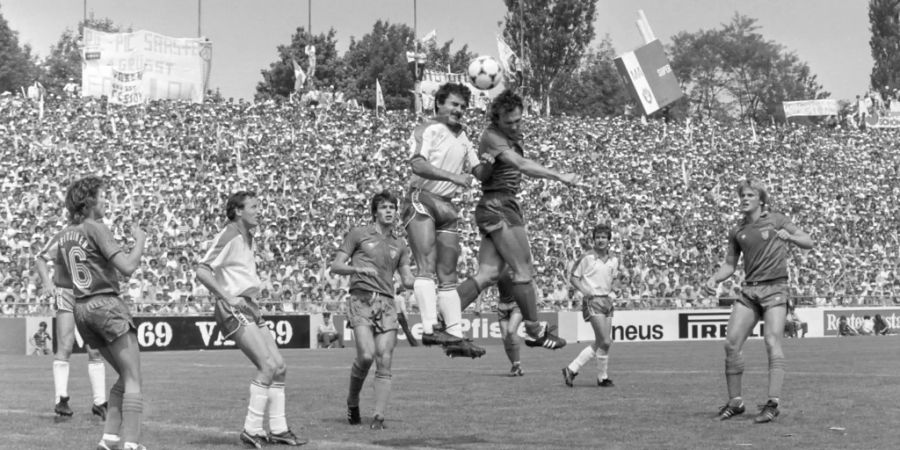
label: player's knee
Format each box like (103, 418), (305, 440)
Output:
(723, 339), (741, 356)
(358, 353), (375, 369)
(374, 368), (391, 380)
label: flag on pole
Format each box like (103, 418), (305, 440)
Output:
(305, 45), (317, 82)
(292, 59), (307, 92)
(375, 79), (385, 113)
(496, 36), (519, 75)
(421, 29), (437, 44)
(750, 120), (758, 143)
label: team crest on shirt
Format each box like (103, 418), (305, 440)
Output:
(389, 246), (398, 259)
(761, 230), (769, 240)
(740, 234), (746, 240)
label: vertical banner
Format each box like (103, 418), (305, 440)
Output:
(82, 28), (212, 103)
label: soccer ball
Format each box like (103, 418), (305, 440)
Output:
(467, 56), (502, 91)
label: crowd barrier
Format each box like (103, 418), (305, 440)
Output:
(4, 306), (898, 355)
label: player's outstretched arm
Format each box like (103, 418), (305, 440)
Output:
(109, 224), (147, 276)
(497, 150), (582, 185)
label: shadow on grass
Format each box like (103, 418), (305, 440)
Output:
(373, 434), (489, 448)
(187, 435), (241, 446)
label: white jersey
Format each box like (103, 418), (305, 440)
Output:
(199, 223), (261, 299)
(571, 251), (619, 296)
(408, 118), (479, 198)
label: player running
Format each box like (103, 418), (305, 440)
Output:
(56, 176), (146, 450)
(562, 224), (618, 388)
(36, 230), (108, 419)
(332, 191), (414, 430)
(402, 82), (489, 358)
(195, 191), (307, 447)
(454, 89), (581, 351)
(703, 180), (814, 424)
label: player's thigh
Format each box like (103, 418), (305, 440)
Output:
(104, 331), (142, 390)
(762, 305), (788, 345)
(725, 301), (760, 349)
(258, 323), (286, 370)
(434, 231), (461, 283)
(55, 311), (76, 358)
(234, 323), (276, 372)
(352, 325), (377, 362)
(474, 236), (505, 283)
(406, 215), (438, 274)
(588, 314), (613, 347)
(487, 225), (533, 281)
(374, 330), (398, 370)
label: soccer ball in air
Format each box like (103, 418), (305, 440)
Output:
(467, 56), (502, 91)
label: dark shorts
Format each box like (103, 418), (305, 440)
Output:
(497, 299), (521, 321)
(402, 189), (460, 233)
(474, 192), (525, 235)
(583, 295), (615, 321)
(737, 283), (790, 316)
(56, 289), (76, 313)
(214, 297), (267, 339)
(348, 290), (398, 334)
(73, 295), (136, 349)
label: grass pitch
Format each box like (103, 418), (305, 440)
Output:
(1, 336), (898, 449)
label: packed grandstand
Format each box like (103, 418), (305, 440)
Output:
(2, 92), (898, 316)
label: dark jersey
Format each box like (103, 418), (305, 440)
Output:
(478, 126), (523, 195)
(56, 219), (123, 299)
(38, 232), (73, 289)
(728, 212), (797, 282)
(338, 224), (410, 298)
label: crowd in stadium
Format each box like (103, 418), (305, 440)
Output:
(2, 89), (899, 316)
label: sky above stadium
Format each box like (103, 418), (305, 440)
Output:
(2, 0), (870, 102)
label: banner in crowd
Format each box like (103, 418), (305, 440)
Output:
(109, 69), (144, 105)
(821, 308), (900, 336)
(614, 40), (682, 116)
(64, 315), (310, 353)
(81, 28), (212, 104)
(782, 99), (840, 117)
(865, 110), (900, 128)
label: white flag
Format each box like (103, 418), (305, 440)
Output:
(375, 79), (385, 111)
(421, 29), (437, 44)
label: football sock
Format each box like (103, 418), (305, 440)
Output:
(104, 380), (124, 436)
(347, 360), (370, 408)
(53, 360), (69, 402)
(88, 361), (107, 405)
(456, 278), (482, 311)
(372, 370), (392, 419)
(413, 278), (438, 334)
(244, 380), (268, 435)
(725, 353), (745, 400)
(121, 393), (142, 445)
(101, 434), (120, 443)
(510, 281), (538, 322)
(437, 288), (463, 338)
(267, 382), (287, 434)
(568, 346), (594, 374)
(768, 356), (786, 400)
(503, 336), (520, 364)
(729, 396), (744, 407)
(595, 351), (610, 381)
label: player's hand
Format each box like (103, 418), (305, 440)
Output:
(701, 278), (718, 297)
(41, 285), (59, 299)
(479, 153), (495, 166)
(355, 266), (378, 277)
(130, 224), (147, 242)
(227, 296), (249, 310)
(559, 173), (584, 187)
(775, 229), (792, 242)
(453, 173), (474, 188)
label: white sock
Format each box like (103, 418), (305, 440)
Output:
(244, 381), (268, 435)
(123, 443), (141, 450)
(88, 361), (107, 405)
(568, 346), (594, 374)
(101, 434), (120, 442)
(267, 382), (287, 434)
(595, 350), (609, 380)
(413, 278), (438, 334)
(437, 288), (463, 338)
(53, 360), (69, 402)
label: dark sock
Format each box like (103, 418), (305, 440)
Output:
(456, 278), (482, 310)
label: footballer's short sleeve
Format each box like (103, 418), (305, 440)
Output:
(408, 122), (434, 161)
(338, 227), (363, 256)
(571, 253), (592, 279)
(200, 225), (240, 270)
(727, 226), (742, 259)
(776, 213), (798, 234)
(85, 221), (122, 261)
(479, 128), (515, 159)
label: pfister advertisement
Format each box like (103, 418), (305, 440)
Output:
(339, 313), (559, 345)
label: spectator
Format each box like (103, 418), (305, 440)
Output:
(873, 314), (892, 335)
(317, 312), (343, 348)
(857, 315), (875, 335)
(838, 316), (858, 337)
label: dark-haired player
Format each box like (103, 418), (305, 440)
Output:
(332, 191), (414, 430)
(402, 82), (488, 358)
(195, 191), (307, 447)
(703, 180), (814, 423)
(57, 176), (146, 450)
(563, 224), (619, 388)
(455, 89), (581, 350)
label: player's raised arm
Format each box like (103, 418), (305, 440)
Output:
(108, 223), (147, 276)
